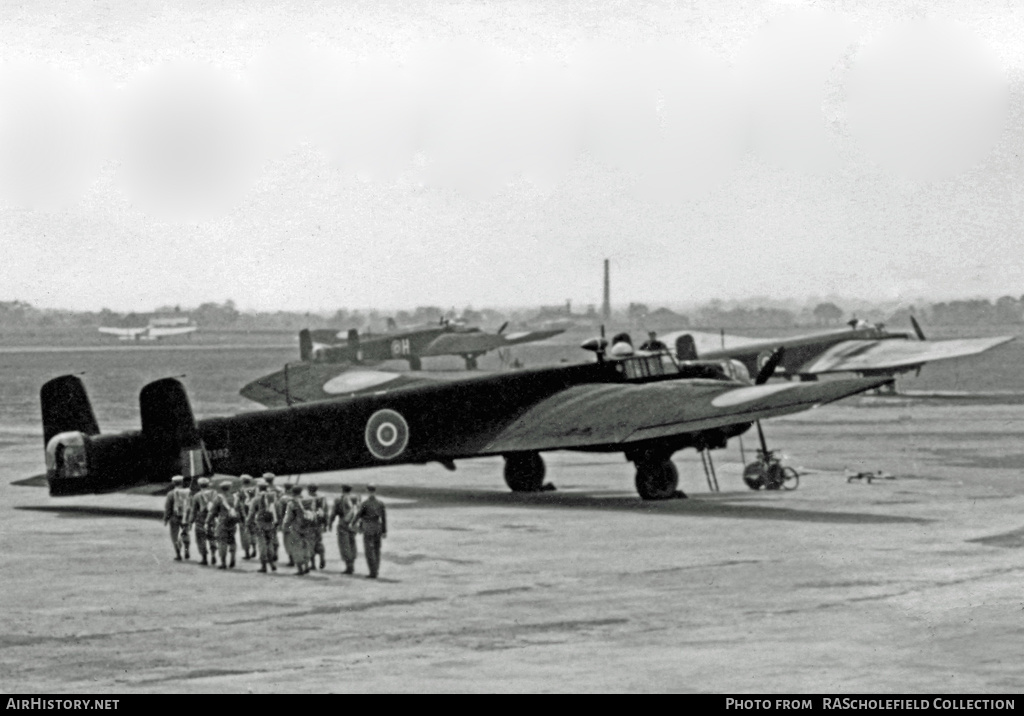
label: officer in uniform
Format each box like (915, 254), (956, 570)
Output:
(282, 485), (312, 575)
(329, 485), (360, 574)
(162, 475), (191, 561)
(206, 482), (240, 570)
(306, 484), (328, 570)
(248, 479), (278, 573)
(354, 484), (387, 578)
(236, 475), (256, 560)
(189, 477), (213, 566)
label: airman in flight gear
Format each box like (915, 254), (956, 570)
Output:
(276, 482), (297, 567)
(354, 484), (387, 579)
(162, 475), (191, 561)
(609, 332), (634, 357)
(639, 331), (668, 352)
(282, 485), (312, 575)
(190, 477), (213, 566)
(206, 482), (240, 570)
(329, 484), (360, 574)
(264, 472), (283, 496)
(236, 475), (256, 560)
(248, 479), (278, 573)
(306, 483), (328, 570)
(261, 473), (281, 561)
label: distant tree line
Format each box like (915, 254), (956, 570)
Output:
(2, 295), (1023, 332)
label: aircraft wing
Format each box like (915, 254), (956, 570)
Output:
(484, 376), (888, 453)
(309, 328), (346, 344)
(659, 329), (764, 355)
(98, 327), (146, 338)
(240, 364), (441, 407)
(797, 336), (1014, 374)
(146, 325), (196, 338)
(418, 328), (565, 357)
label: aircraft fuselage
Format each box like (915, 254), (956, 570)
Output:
(43, 359), (748, 497)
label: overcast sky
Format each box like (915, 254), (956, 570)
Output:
(0, 1), (1021, 313)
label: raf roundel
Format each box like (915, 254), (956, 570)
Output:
(364, 409), (410, 460)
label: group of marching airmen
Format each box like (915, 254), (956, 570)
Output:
(162, 473), (388, 578)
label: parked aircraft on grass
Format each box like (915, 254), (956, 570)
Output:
(98, 318), (197, 342)
(663, 318), (1013, 392)
(303, 318), (564, 370)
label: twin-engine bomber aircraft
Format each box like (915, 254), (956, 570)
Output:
(98, 316), (198, 342)
(302, 318), (564, 370)
(664, 318), (1013, 390)
(41, 341), (888, 501)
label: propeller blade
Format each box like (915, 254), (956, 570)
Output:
(910, 315), (926, 341)
(754, 347), (786, 385)
(498, 321), (508, 335)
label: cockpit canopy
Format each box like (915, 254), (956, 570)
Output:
(616, 353), (679, 380)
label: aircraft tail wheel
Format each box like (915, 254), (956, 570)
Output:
(635, 458), (679, 500)
(781, 466), (799, 491)
(504, 452), (546, 492)
(742, 462), (765, 490)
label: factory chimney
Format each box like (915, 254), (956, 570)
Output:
(601, 259), (610, 322)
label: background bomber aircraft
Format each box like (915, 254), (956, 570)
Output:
(301, 318), (565, 370)
(662, 317), (1013, 392)
(39, 339), (889, 502)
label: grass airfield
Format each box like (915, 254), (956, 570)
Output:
(3, 397), (1024, 693)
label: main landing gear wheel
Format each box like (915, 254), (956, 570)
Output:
(743, 462), (800, 491)
(743, 462), (766, 490)
(634, 458), (680, 501)
(464, 355), (479, 370)
(504, 452), (546, 492)
(408, 356), (422, 371)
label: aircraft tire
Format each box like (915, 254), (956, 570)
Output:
(634, 458), (679, 500)
(408, 357), (422, 371)
(742, 462), (765, 490)
(503, 452), (546, 492)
